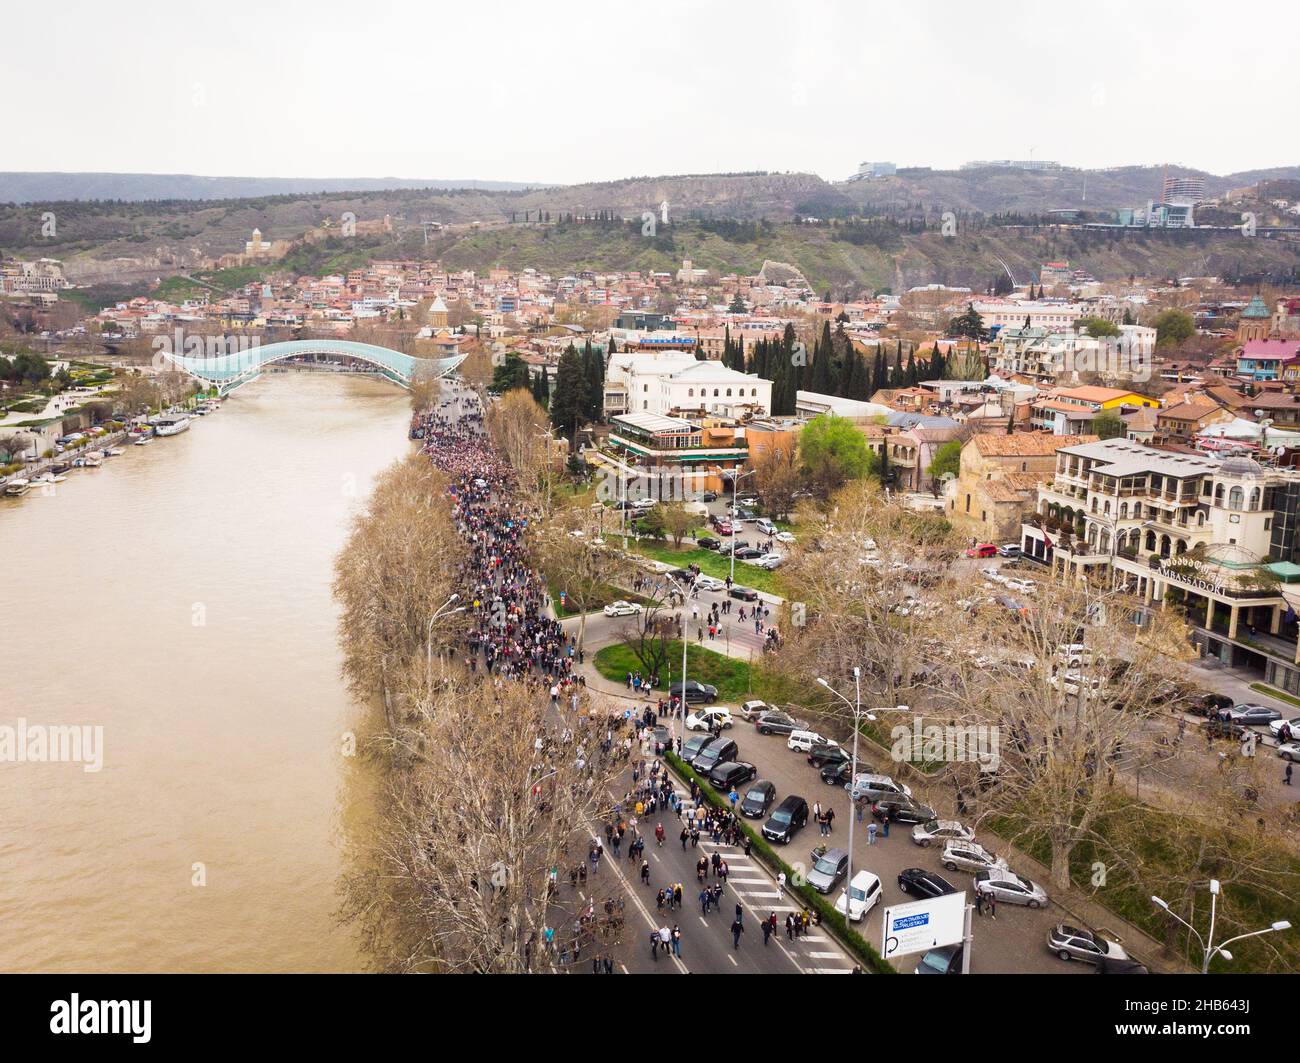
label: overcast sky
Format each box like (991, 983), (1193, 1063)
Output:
(9, 0), (1293, 184)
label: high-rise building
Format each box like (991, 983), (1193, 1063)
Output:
(1161, 174), (1206, 205)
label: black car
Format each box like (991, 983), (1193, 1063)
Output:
(697, 536), (721, 551)
(732, 547), (765, 560)
(671, 680), (718, 704)
(667, 568), (695, 584)
(729, 586), (759, 602)
(915, 943), (963, 975)
(710, 760), (758, 790)
(613, 500), (638, 511)
(820, 761), (852, 786)
(898, 867), (957, 899)
(1203, 717), (1245, 741)
(739, 780), (776, 818)
(756, 710), (805, 736)
(762, 795), (809, 844)
(681, 733), (712, 762)
(692, 738), (738, 774)
(650, 725), (671, 749)
(807, 743), (850, 769)
(872, 797), (937, 825)
(701, 491), (718, 502)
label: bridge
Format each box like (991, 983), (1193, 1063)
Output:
(158, 338), (468, 393)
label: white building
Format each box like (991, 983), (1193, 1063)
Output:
(605, 352), (772, 418)
(973, 300), (1084, 333)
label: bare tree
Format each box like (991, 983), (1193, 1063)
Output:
(342, 675), (624, 972)
(537, 504), (630, 648)
(752, 440), (801, 520)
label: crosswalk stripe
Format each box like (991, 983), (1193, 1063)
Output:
(807, 951), (841, 958)
(726, 878), (769, 885)
(810, 967), (853, 974)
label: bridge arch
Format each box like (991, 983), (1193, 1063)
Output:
(159, 338), (468, 392)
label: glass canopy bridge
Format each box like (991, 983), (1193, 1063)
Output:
(159, 339), (468, 394)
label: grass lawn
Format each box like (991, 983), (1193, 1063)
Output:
(624, 538), (786, 596)
(1250, 682), (1300, 711)
(592, 638), (802, 706)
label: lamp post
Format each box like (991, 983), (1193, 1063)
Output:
(815, 673), (909, 922)
(729, 467), (758, 585)
(1152, 879), (1292, 973)
(426, 593), (466, 676)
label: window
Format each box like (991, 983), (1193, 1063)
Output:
(1229, 486), (1244, 511)
(1249, 487), (1260, 510)
(1214, 483), (1225, 506)
(751, 388), (757, 396)
(688, 388), (694, 397)
(713, 389), (719, 397)
(726, 388), (732, 397)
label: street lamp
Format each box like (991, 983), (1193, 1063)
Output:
(426, 593), (466, 674)
(728, 467), (759, 585)
(1152, 878), (1292, 973)
(815, 673), (909, 923)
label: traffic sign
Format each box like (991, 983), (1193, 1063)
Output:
(881, 891), (966, 959)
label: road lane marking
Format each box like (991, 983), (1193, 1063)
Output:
(728, 954), (738, 966)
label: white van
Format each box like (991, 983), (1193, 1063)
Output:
(684, 500), (711, 518)
(787, 729), (836, 753)
(754, 518), (777, 537)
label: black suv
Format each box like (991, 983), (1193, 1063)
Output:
(807, 743), (850, 769)
(820, 761), (852, 786)
(872, 797), (937, 825)
(728, 586), (760, 602)
(697, 536), (721, 550)
(671, 680), (718, 704)
(710, 761), (757, 790)
(762, 795), (809, 844)
(692, 738), (738, 774)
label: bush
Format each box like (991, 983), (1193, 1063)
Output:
(665, 751), (894, 974)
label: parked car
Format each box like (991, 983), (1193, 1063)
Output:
(732, 547), (765, 560)
(736, 495), (759, 508)
(691, 738), (738, 774)
(1277, 740), (1300, 762)
(997, 544), (1022, 558)
(755, 710), (807, 736)
(757, 555), (784, 570)
(807, 846), (850, 893)
(914, 943), (963, 974)
(762, 795), (809, 843)
(974, 869), (1048, 908)
(847, 773), (913, 803)
(754, 518), (777, 537)
(807, 743), (850, 768)
(1047, 924), (1131, 965)
(1268, 716), (1300, 739)
(898, 867), (957, 899)
(681, 734), (712, 762)
(1202, 717), (1246, 741)
(701, 491), (718, 503)
(739, 699), (774, 721)
(603, 600), (643, 617)
(632, 497), (657, 510)
(739, 780), (777, 818)
(650, 724), (671, 749)
(872, 797), (936, 825)
(728, 585), (759, 602)
(685, 707), (733, 731)
(787, 729), (836, 753)
(696, 536), (722, 551)
(671, 680), (718, 704)
(835, 870), (883, 922)
(667, 568), (695, 584)
(911, 819), (975, 848)
(941, 841), (1008, 874)
(821, 761), (852, 786)
(775, 531), (796, 544)
(709, 760), (757, 789)
(1228, 704), (1283, 726)
(966, 543), (998, 558)
(694, 575), (725, 591)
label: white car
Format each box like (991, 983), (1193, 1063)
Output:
(686, 707), (734, 731)
(694, 575), (725, 592)
(739, 699), (772, 721)
(603, 600), (643, 617)
(834, 870), (882, 922)
(787, 729), (836, 753)
(632, 497), (657, 510)
(1268, 716), (1300, 739)
(757, 555), (784, 570)
(775, 531), (796, 543)
(754, 518), (777, 536)
(911, 819), (975, 848)
(1277, 740), (1300, 762)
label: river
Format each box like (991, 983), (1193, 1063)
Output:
(0, 372), (411, 972)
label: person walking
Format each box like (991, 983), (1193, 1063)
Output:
(975, 890), (984, 917)
(731, 916), (744, 949)
(785, 913), (795, 941)
(880, 809), (890, 839)
(672, 925), (682, 957)
(986, 891), (997, 920)
(867, 821), (878, 845)
(1286, 762), (1294, 786)
(761, 917), (772, 947)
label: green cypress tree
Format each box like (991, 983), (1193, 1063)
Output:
(550, 343), (585, 442)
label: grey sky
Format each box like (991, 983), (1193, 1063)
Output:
(9, 0), (1293, 183)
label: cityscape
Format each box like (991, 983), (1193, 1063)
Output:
(0, 0), (1295, 1044)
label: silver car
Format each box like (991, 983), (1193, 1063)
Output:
(974, 869), (1048, 908)
(1046, 924), (1130, 964)
(911, 819), (975, 848)
(941, 841), (1008, 874)
(806, 846), (849, 894)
